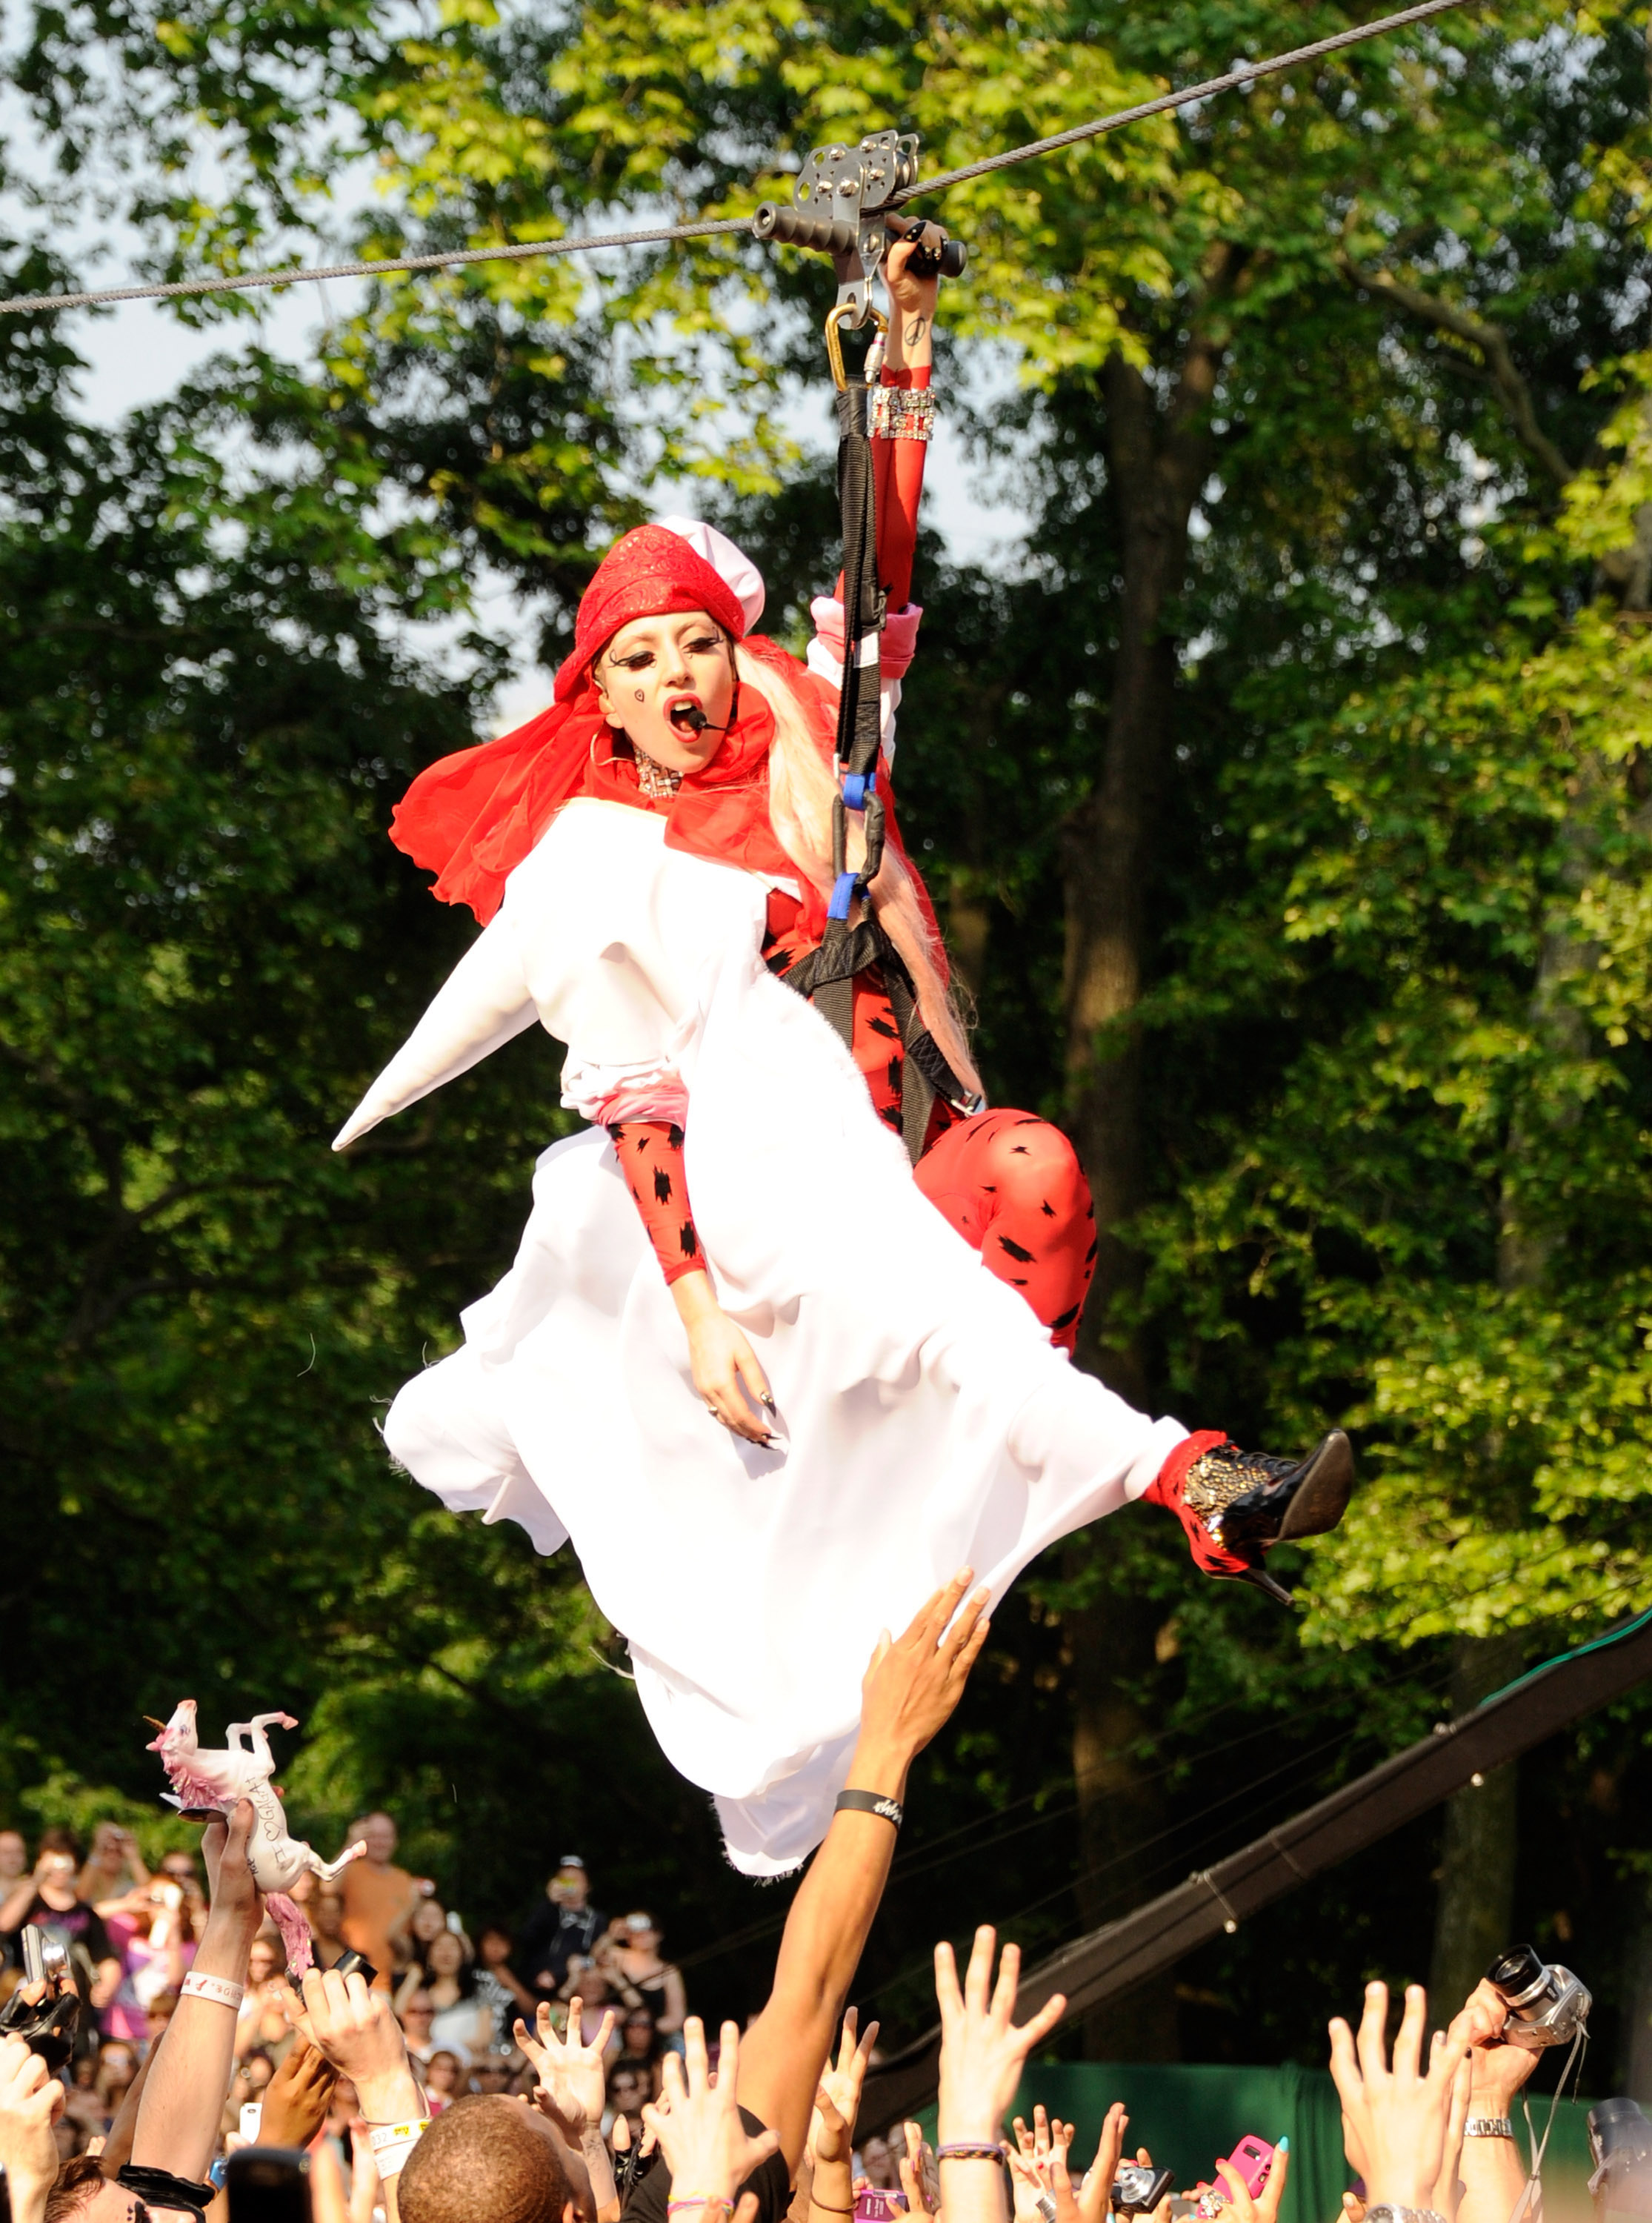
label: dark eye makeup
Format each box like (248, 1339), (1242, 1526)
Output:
(610, 632), (724, 674)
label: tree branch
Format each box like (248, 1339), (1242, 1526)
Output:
(1338, 252), (1574, 492)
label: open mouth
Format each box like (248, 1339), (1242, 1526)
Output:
(667, 695), (707, 734)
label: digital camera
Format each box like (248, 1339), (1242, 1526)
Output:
(1113, 2165), (1176, 2216)
(1589, 2099), (1652, 2218)
(0, 1930), (79, 2070)
(1486, 1944), (1591, 2050)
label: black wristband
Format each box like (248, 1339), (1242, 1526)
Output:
(834, 1787), (904, 1827)
(119, 2165), (216, 2220)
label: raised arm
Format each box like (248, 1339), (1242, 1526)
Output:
(874, 230), (942, 614)
(736, 1570), (992, 2176)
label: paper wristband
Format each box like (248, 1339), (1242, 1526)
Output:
(373, 2141), (422, 2181)
(369, 2121), (433, 2153)
(180, 1971), (244, 2010)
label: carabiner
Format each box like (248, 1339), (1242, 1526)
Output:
(824, 302), (888, 393)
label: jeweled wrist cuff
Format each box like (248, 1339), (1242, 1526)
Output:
(834, 1788), (904, 1828)
(869, 388), (936, 442)
(180, 1970), (244, 2010)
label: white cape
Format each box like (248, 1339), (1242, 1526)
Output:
(341, 800), (1182, 1874)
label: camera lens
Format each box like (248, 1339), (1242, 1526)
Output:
(1592, 2101), (1652, 2167)
(1488, 1944), (1548, 2004)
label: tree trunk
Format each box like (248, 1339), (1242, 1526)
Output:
(1068, 1564), (1179, 2060)
(1062, 307), (1230, 1400)
(1428, 1632), (1525, 2018)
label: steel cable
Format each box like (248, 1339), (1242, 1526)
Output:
(0, 0), (1477, 316)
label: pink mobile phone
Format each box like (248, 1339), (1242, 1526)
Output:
(1196, 2138), (1276, 2217)
(1225, 2139), (1276, 2199)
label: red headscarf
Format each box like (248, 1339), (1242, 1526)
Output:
(387, 522), (943, 970)
(389, 525), (814, 924)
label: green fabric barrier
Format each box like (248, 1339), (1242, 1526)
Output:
(913, 2065), (1600, 2223)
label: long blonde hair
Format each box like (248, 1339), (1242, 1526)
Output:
(739, 641), (982, 1100)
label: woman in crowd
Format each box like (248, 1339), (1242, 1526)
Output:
(397, 1987), (438, 2065)
(421, 2049), (466, 2113)
(613, 2002), (665, 2100)
(558, 1955), (629, 2056)
(338, 230), (1356, 1875)
(474, 1922), (537, 2047)
(233, 1934), (295, 2063)
(390, 1892), (449, 1976)
(394, 1928), (493, 2059)
(95, 1873), (194, 2043)
(608, 1913), (686, 2040)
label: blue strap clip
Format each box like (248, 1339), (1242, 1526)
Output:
(841, 771), (877, 810)
(827, 871), (859, 922)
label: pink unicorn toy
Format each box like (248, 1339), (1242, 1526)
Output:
(146, 1700), (364, 1973)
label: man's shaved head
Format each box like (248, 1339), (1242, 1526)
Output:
(399, 2096), (573, 2223)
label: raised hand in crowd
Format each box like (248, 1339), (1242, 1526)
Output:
(516, 1994), (622, 2222)
(737, 1573), (993, 2185)
(899, 2120), (940, 2218)
(1073, 2102), (1129, 2223)
(936, 1927), (1067, 2223)
(1328, 1981), (1476, 2215)
(1213, 2137), (1291, 2223)
(289, 1963), (424, 2129)
(1008, 2107), (1076, 2223)
(130, 1798), (265, 2196)
(253, 2036), (339, 2153)
(808, 2007), (879, 2223)
(1446, 1981), (1537, 2223)
(644, 2017), (779, 2223)
(0, 2030), (66, 2223)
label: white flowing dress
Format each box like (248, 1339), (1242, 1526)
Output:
(339, 798), (1185, 1875)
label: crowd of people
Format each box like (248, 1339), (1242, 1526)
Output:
(0, 1579), (1564, 2223)
(0, 1809), (690, 2164)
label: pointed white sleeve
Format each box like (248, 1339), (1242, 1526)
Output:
(333, 914), (539, 1149)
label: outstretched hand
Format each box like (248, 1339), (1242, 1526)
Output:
(515, 1996), (616, 2136)
(859, 1572), (993, 1773)
(1075, 2102), (1129, 2223)
(1328, 1982), (1475, 2212)
(813, 2008), (880, 2166)
(643, 2017), (780, 2206)
(935, 1927), (1066, 2147)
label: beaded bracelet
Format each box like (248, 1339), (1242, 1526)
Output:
(937, 2144), (1005, 2163)
(668, 2201), (736, 2216)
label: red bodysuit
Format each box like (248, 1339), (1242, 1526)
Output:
(609, 368), (1097, 1354)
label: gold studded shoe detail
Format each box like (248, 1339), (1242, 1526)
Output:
(1144, 1429), (1356, 1607)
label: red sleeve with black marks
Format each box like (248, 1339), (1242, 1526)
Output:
(607, 1120), (705, 1285)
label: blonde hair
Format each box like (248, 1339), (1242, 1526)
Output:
(739, 640), (982, 1100)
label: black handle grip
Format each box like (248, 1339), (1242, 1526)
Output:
(905, 236), (967, 279)
(751, 202), (860, 255)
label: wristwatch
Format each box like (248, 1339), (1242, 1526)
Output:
(1465, 2119), (1516, 2141)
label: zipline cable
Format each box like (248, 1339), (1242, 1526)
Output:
(0, 0), (1476, 318)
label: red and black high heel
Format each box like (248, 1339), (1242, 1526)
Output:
(1143, 1429), (1356, 1606)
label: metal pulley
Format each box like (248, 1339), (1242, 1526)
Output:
(752, 129), (967, 324)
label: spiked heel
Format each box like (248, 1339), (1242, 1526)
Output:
(1143, 1429), (1356, 1606)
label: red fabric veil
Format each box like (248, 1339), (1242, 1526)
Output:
(387, 521), (939, 957)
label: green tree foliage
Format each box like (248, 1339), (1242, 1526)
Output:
(1, 0), (1651, 2073)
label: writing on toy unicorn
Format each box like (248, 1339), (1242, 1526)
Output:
(146, 1701), (364, 1973)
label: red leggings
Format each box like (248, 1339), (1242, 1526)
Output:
(913, 1108), (1096, 1353)
(613, 1106), (1096, 1355)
